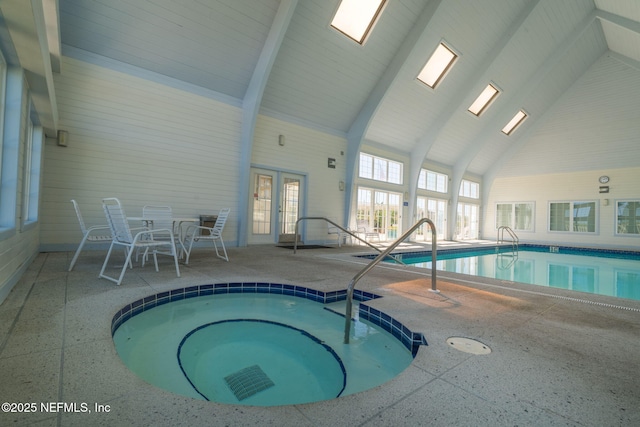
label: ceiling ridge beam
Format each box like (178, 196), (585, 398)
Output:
(596, 9), (640, 35)
(237, 0), (298, 246)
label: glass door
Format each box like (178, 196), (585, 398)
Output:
(249, 168), (305, 244)
(279, 173), (303, 243)
(356, 187), (402, 241)
(456, 202), (479, 240)
(416, 196), (446, 241)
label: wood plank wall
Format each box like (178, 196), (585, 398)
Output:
(41, 56), (243, 249)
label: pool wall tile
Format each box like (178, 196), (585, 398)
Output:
(111, 282), (428, 357)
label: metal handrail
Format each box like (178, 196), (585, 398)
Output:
(497, 226), (519, 252)
(343, 218), (438, 344)
(293, 217), (405, 265)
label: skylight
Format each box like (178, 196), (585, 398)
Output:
(468, 83), (500, 116)
(331, 0), (386, 44)
(501, 110), (528, 135)
(417, 42), (458, 89)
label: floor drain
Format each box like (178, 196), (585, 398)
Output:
(446, 337), (491, 355)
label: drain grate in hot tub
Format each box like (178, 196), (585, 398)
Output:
(224, 365), (274, 401)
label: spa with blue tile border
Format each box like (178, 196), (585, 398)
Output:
(111, 282), (427, 357)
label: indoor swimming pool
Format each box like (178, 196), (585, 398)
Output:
(387, 246), (640, 301)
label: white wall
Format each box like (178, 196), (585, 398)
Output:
(251, 115), (347, 243)
(42, 55), (352, 250)
(484, 167), (640, 249)
(41, 55), (243, 250)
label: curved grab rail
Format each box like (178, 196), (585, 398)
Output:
(344, 218), (438, 344)
(497, 226), (519, 252)
(293, 217), (405, 265)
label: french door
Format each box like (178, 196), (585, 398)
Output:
(416, 196), (446, 241)
(356, 187), (402, 241)
(456, 202), (479, 240)
(249, 168), (305, 244)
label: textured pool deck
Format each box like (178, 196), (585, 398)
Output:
(1, 241), (639, 426)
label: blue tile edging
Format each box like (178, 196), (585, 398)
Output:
(111, 282), (428, 357)
(357, 244), (640, 262)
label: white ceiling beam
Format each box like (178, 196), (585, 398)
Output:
(596, 9), (640, 34)
(237, 0), (298, 246)
(1, 0), (59, 135)
(342, 0), (444, 226)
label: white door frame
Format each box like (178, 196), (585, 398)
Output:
(248, 167), (307, 244)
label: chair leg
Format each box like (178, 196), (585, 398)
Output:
(69, 234), (90, 271)
(98, 242), (115, 280)
(213, 237), (229, 262)
(170, 237), (181, 277)
(99, 242), (135, 286)
(152, 248), (159, 272)
(114, 245), (137, 286)
(184, 236), (196, 265)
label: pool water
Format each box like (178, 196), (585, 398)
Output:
(112, 291), (416, 406)
(394, 246), (640, 301)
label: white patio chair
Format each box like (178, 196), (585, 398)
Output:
(139, 205), (178, 260)
(142, 205), (175, 236)
(99, 198), (180, 286)
(356, 219), (380, 243)
(68, 199), (112, 272)
(183, 208), (230, 264)
(327, 223), (351, 247)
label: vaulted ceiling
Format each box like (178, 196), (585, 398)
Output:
(58, 0), (640, 181)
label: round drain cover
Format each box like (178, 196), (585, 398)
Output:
(446, 337), (491, 355)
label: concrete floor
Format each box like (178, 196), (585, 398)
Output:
(1, 242), (639, 426)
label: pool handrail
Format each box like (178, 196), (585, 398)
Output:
(497, 226), (519, 252)
(344, 218), (438, 344)
(293, 217), (405, 265)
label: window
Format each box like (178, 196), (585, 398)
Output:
(459, 179), (479, 199)
(22, 120), (43, 228)
(502, 109), (528, 135)
(549, 201), (596, 233)
(468, 83), (500, 116)
(616, 201), (640, 235)
(417, 42), (458, 89)
(330, 0), (386, 44)
(418, 169), (447, 193)
(495, 202), (534, 231)
(0, 68), (23, 239)
(358, 153), (403, 184)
